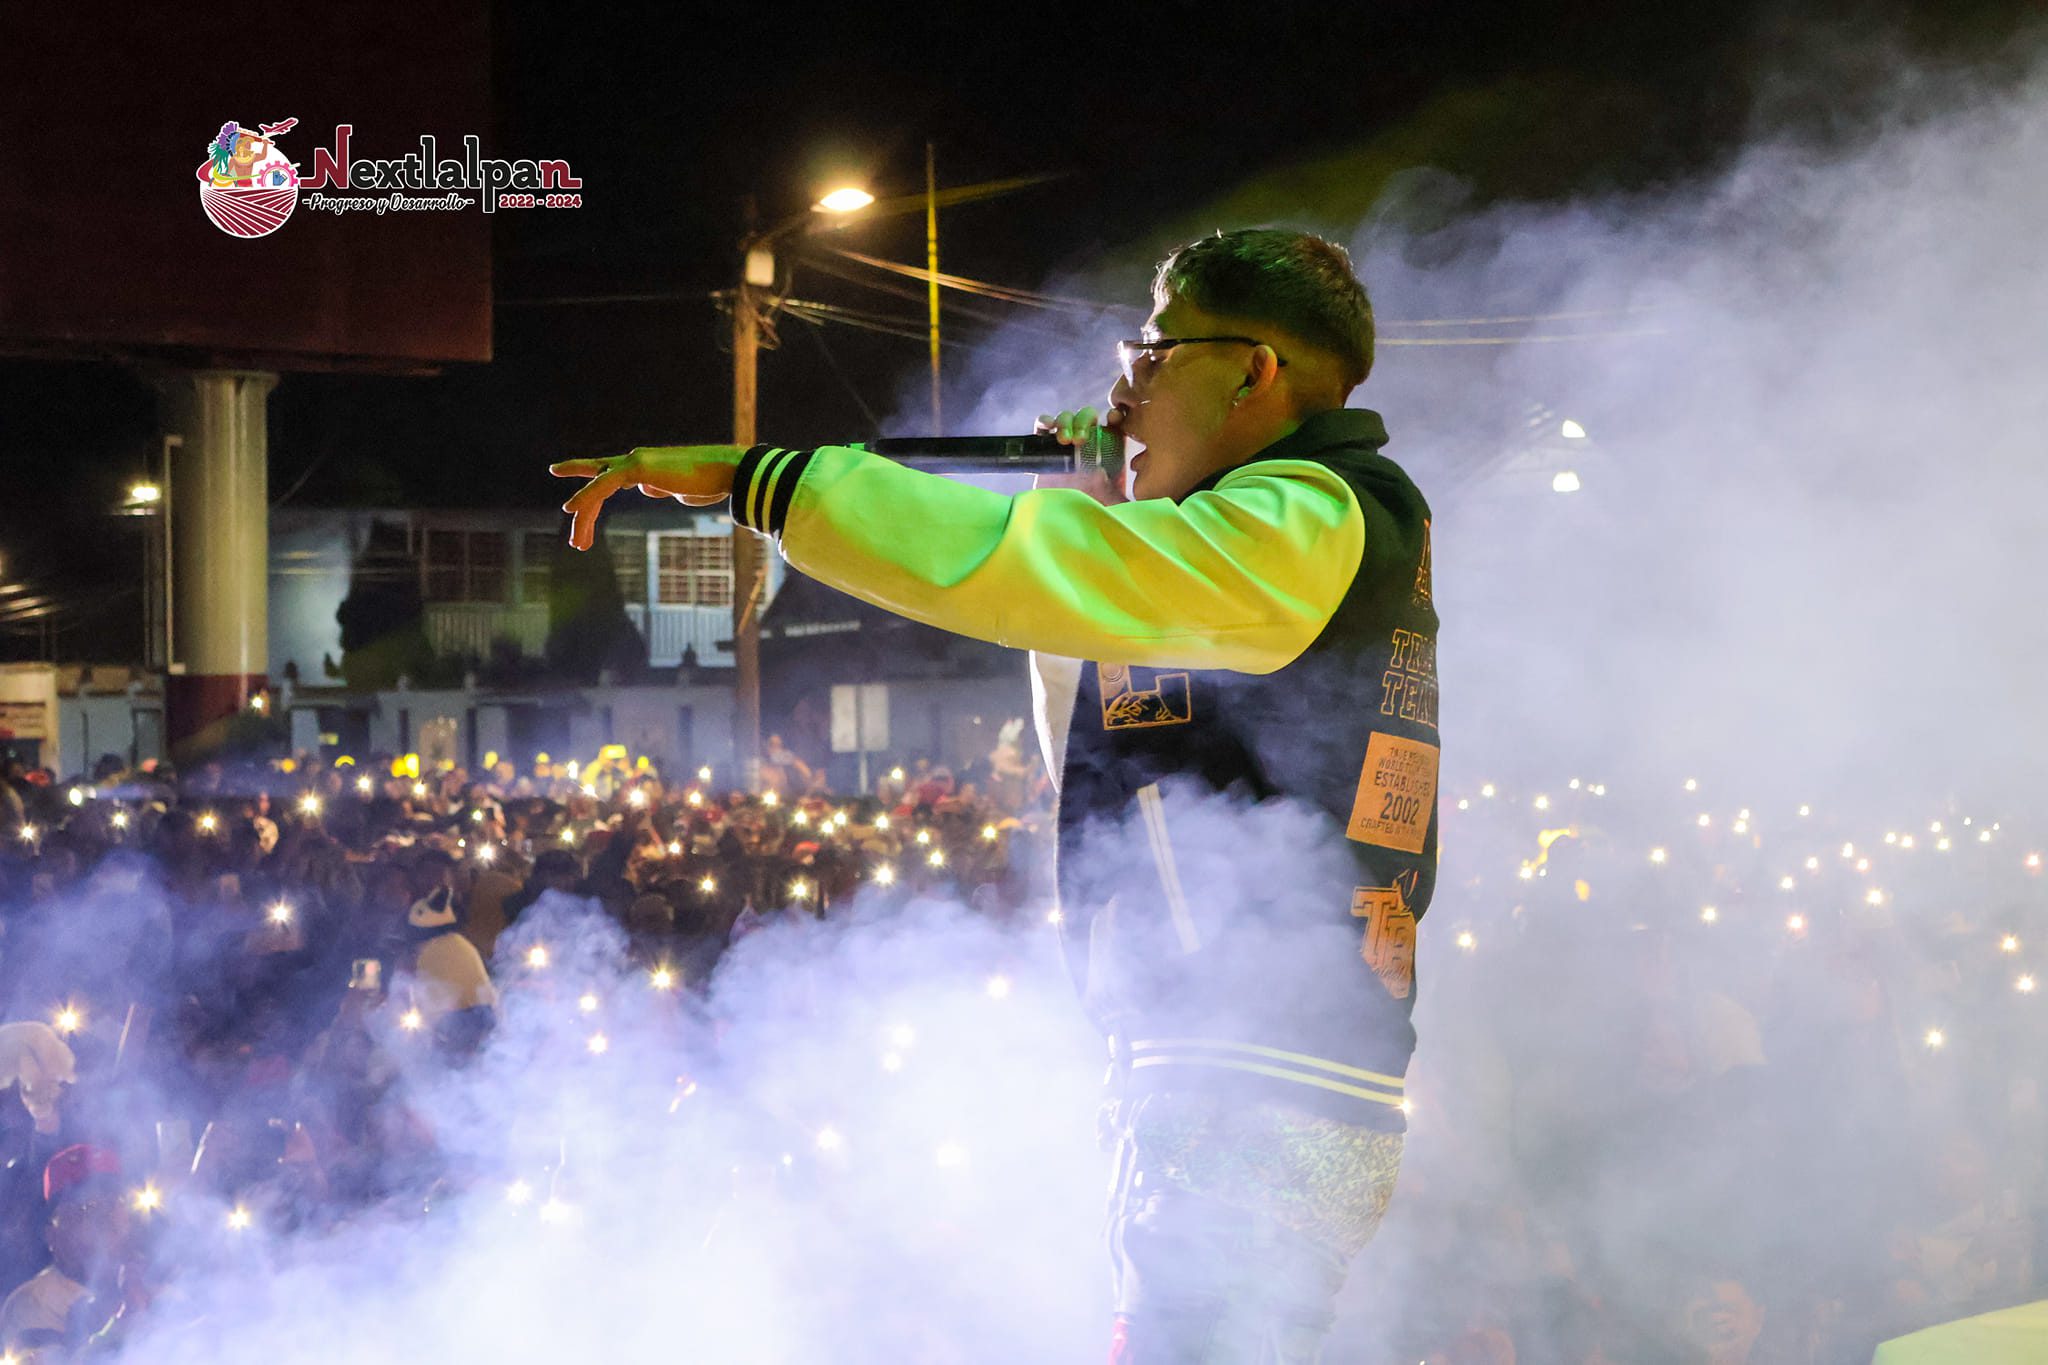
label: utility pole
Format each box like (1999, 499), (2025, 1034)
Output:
(730, 201), (768, 791)
(925, 141), (941, 435)
(725, 166), (1023, 784)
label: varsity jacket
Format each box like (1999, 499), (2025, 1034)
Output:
(731, 408), (1440, 1132)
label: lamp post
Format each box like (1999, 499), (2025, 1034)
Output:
(729, 185), (873, 789)
(159, 433), (179, 674)
(118, 436), (177, 672)
(121, 481), (165, 668)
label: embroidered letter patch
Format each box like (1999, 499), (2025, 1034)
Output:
(1351, 872), (1419, 999)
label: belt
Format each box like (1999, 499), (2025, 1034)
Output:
(1126, 1037), (1407, 1112)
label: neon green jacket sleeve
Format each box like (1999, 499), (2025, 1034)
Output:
(730, 444), (1366, 674)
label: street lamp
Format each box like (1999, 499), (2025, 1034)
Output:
(729, 183), (872, 789)
(114, 448), (174, 672)
(815, 187), (874, 214)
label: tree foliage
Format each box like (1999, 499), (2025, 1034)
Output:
(543, 523), (646, 684)
(334, 520), (439, 690)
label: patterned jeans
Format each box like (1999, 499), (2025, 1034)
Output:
(1105, 1091), (1404, 1364)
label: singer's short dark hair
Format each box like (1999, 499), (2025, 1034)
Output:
(1152, 229), (1375, 390)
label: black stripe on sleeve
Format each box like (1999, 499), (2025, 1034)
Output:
(750, 449), (790, 531)
(764, 449), (813, 536)
(731, 445), (780, 532)
(752, 448), (796, 530)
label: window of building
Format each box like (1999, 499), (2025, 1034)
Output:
(468, 530), (507, 603)
(654, 533), (733, 607)
(421, 529), (510, 603)
(520, 531), (555, 605)
(424, 530), (463, 601)
(608, 530), (648, 605)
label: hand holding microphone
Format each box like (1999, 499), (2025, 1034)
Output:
(852, 407), (1126, 489)
(1030, 406), (1128, 506)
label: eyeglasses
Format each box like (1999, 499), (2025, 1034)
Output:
(1116, 336), (1287, 385)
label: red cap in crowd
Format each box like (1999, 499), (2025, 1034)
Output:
(43, 1143), (120, 1204)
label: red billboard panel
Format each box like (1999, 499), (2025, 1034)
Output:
(0, 0), (494, 371)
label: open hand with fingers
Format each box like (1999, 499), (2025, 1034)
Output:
(548, 445), (744, 549)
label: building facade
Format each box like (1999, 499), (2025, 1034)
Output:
(271, 503), (762, 685)
(268, 504), (1027, 785)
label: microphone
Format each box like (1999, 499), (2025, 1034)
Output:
(854, 428), (1124, 482)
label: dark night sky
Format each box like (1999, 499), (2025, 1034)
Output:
(0, 0), (2029, 660)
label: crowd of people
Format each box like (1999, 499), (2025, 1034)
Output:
(0, 736), (2039, 1361)
(0, 736), (1055, 1360)
(1374, 779), (2046, 1364)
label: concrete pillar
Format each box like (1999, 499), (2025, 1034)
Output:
(155, 369), (276, 753)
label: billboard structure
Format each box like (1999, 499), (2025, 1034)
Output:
(0, 0), (494, 751)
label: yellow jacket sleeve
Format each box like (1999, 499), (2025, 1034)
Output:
(731, 444), (1366, 674)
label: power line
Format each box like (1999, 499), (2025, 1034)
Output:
(273, 447), (336, 508)
(780, 300), (940, 346)
(796, 252), (1020, 329)
(814, 246), (1124, 313)
(779, 297), (979, 349)
(500, 275), (1663, 340)
(780, 297), (931, 335)
(814, 246), (1662, 340)
(791, 314), (884, 437)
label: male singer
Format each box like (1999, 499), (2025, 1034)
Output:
(552, 228), (1439, 1364)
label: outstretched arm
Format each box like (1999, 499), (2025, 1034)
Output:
(551, 442), (1366, 674)
(736, 445), (1363, 673)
